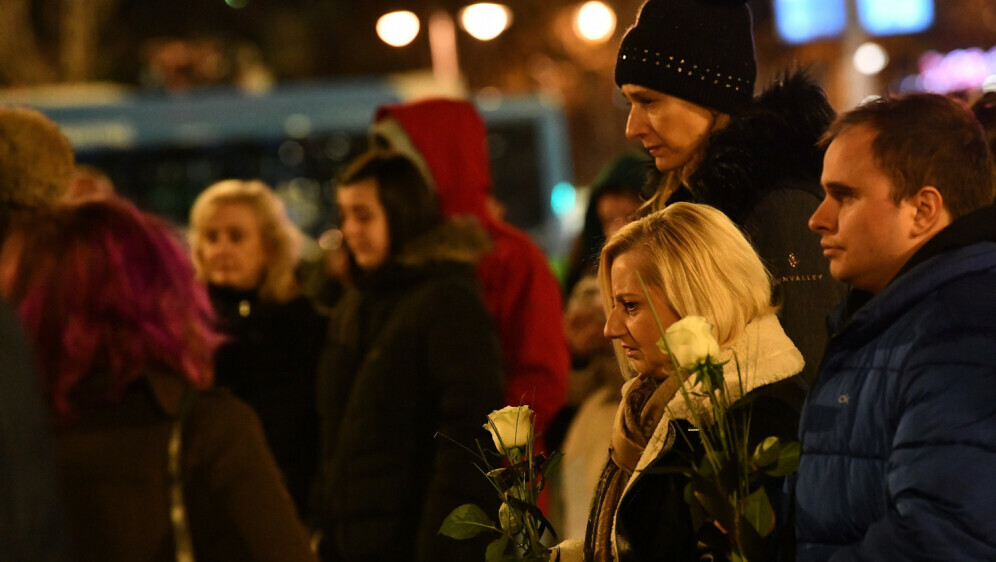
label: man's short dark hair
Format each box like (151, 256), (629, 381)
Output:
(971, 91), (996, 158)
(820, 93), (995, 219)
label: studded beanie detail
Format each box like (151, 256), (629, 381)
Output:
(615, 0), (757, 114)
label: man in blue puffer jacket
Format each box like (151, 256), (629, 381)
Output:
(795, 92), (996, 561)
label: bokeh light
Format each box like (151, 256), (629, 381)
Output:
(377, 11), (421, 47)
(283, 113), (312, 138)
(278, 140), (305, 167)
(575, 1), (616, 43)
(550, 182), (576, 218)
(460, 3), (511, 41)
(853, 42), (889, 75)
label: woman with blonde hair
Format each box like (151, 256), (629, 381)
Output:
(555, 202), (805, 561)
(189, 179), (326, 514)
(190, 179), (301, 302)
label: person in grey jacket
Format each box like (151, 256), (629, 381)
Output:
(795, 93), (996, 561)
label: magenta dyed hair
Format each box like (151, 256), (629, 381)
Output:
(6, 197), (222, 421)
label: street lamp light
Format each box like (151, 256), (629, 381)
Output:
(459, 3), (512, 41)
(376, 11), (421, 47)
(375, 4), (513, 81)
(574, 1), (616, 43)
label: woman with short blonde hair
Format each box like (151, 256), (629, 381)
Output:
(187, 178), (326, 514)
(556, 202), (804, 561)
(189, 179), (300, 303)
(598, 202), (775, 359)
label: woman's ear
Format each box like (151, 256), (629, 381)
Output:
(909, 185), (952, 238)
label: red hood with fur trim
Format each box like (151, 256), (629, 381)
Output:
(372, 98), (569, 446)
(375, 99), (493, 224)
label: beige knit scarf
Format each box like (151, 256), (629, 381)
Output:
(587, 373), (680, 562)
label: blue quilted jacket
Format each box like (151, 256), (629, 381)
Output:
(794, 206), (996, 562)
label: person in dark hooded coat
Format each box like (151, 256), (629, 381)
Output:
(311, 150), (504, 562)
(615, 0), (847, 386)
(371, 100), (569, 447)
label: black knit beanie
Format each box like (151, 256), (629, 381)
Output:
(615, 0), (757, 114)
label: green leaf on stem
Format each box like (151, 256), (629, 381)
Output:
(752, 436), (781, 468)
(764, 440), (801, 477)
(742, 487), (775, 537)
(541, 450), (563, 480)
(695, 456), (715, 478)
(486, 536), (509, 562)
(439, 504), (494, 539)
(690, 470), (736, 534)
(691, 364), (711, 392)
(695, 450), (729, 479)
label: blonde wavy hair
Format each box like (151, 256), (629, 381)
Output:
(188, 179), (301, 303)
(598, 202), (775, 377)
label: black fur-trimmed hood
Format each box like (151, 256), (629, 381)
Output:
(680, 71), (835, 223)
(350, 217), (492, 290)
(395, 216), (492, 267)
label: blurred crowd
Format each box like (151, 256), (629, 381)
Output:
(2, 0), (995, 561)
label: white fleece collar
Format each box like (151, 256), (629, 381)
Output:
(628, 313), (804, 481)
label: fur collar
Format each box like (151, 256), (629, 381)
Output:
(395, 216), (492, 268)
(657, 71), (835, 223)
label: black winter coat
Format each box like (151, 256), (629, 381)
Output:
(0, 300), (69, 562)
(610, 380), (804, 562)
(665, 72), (847, 386)
(312, 224), (504, 562)
(211, 287), (327, 514)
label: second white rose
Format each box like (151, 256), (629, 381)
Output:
(660, 315), (720, 369)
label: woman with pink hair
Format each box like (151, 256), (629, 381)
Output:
(0, 197), (316, 562)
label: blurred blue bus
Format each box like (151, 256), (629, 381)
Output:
(21, 77), (573, 256)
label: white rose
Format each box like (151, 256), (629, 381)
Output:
(661, 315), (720, 369)
(484, 405), (533, 453)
